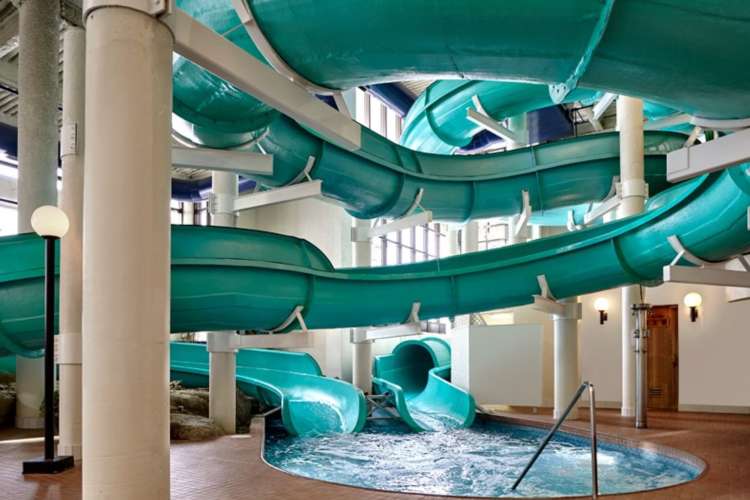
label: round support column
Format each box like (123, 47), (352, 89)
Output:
(15, 0), (61, 430)
(351, 218), (372, 393)
(58, 26), (85, 460)
(208, 171), (238, 433)
(616, 96), (646, 418)
(553, 297), (580, 420)
(82, 7), (173, 498)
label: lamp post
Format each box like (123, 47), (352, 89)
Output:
(23, 206), (75, 474)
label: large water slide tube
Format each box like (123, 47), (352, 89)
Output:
(2, 164), (748, 356)
(170, 0), (750, 220)
(372, 337), (475, 432)
(400, 81), (684, 155)
(169, 342), (366, 435)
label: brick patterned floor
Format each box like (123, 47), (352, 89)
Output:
(1, 409), (749, 499)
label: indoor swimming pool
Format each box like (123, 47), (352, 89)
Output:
(264, 417), (702, 498)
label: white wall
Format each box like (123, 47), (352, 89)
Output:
(453, 324), (545, 406)
(237, 197), (353, 380)
(580, 283), (750, 412)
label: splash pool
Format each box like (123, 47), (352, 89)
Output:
(264, 417), (702, 498)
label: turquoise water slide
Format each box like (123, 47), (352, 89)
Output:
(2, 1), (750, 432)
(172, 0), (750, 222)
(169, 342), (366, 435)
(401, 81), (686, 154)
(373, 337), (475, 432)
(2, 165), (748, 357)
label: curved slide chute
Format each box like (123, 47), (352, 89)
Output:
(373, 337), (475, 432)
(2, 165), (748, 355)
(169, 342), (367, 435)
(171, 1), (750, 222)
(401, 81), (686, 154)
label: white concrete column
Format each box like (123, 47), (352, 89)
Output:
(209, 171), (238, 433)
(616, 96), (646, 418)
(351, 218), (373, 393)
(82, 6), (172, 498)
(182, 201), (194, 225)
(15, 0), (61, 430)
(553, 297), (580, 419)
(58, 26), (85, 460)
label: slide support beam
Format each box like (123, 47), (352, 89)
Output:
(553, 298), (581, 420)
(351, 218), (373, 393)
(209, 170), (238, 433)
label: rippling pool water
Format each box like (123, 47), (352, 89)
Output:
(264, 417), (701, 497)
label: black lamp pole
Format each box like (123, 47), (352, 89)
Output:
(22, 235), (74, 474)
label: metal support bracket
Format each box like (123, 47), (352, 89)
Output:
(567, 210), (583, 232)
(532, 275), (581, 319)
(229, 0), (337, 95)
(351, 191), (433, 241)
(592, 93), (617, 121)
(162, 8), (361, 151)
(512, 190), (531, 237)
(667, 126), (750, 182)
(172, 146), (273, 176)
(233, 179), (322, 212)
(350, 303), (423, 343)
(583, 179), (647, 226)
(467, 106), (526, 145)
(664, 235), (750, 287)
(269, 305), (308, 333)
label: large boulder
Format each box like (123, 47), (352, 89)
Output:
(170, 413), (224, 441)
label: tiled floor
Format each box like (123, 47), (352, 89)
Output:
(1, 409), (749, 499)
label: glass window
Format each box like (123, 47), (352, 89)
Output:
(478, 217), (509, 250)
(0, 204), (17, 236)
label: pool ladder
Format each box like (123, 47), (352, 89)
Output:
(511, 381), (599, 498)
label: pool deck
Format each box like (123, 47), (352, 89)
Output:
(1, 409), (749, 499)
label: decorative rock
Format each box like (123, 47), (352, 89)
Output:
(170, 413), (224, 441)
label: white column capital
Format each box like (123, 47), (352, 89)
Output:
(206, 332), (239, 353)
(83, 0), (171, 19)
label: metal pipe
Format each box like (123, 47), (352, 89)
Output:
(632, 303), (651, 429)
(588, 384), (599, 497)
(512, 381), (599, 498)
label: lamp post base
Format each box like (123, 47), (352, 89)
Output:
(22, 455), (75, 475)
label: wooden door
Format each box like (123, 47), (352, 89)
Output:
(647, 305), (679, 410)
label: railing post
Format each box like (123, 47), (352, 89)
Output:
(512, 381), (599, 499)
(589, 383), (599, 498)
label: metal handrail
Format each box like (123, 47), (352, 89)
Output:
(511, 381), (599, 498)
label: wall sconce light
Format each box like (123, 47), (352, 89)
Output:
(684, 292), (702, 322)
(594, 297), (609, 325)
